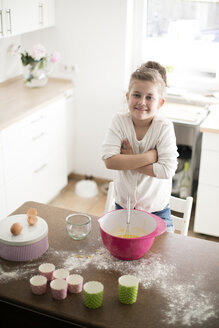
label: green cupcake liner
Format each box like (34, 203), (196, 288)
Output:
(83, 281), (104, 309)
(119, 284), (138, 304)
(118, 275), (139, 305)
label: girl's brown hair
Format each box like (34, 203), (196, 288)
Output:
(129, 61), (167, 97)
(142, 61), (167, 86)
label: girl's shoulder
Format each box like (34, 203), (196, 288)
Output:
(112, 111), (131, 125)
(113, 111), (130, 120)
(153, 114), (173, 128)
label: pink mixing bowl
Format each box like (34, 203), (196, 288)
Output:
(98, 209), (166, 260)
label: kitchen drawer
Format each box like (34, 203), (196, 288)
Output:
(202, 132), (219, 152)
(0, 186), (7, 220)
(47, 104), (67, 155)
(3, 97), (67, 211)
(2, 109), (50, 183)
(199, 149), (219, 187)
(5, 168), (33, 215)
(0, 138), (4, 188)
(31, 153), (67, 203)
(1, 109), (47, 152)
(194, 184), (219, 237)
(31, 158), (52, 203)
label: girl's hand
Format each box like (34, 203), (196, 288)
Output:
(147, 149), (158, 163)
(121, 139), (134, 155)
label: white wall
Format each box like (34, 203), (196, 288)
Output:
(21, 0), (131, 180)
(0, 36), (22, 82)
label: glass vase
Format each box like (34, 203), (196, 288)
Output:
(22, 61), (49, 88)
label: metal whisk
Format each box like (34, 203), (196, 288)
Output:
(124, 196), (131, 238)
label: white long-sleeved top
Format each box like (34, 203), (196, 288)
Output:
(101, 112), (178, 212)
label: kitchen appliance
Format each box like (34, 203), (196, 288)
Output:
(160, 102), (209, 196)
(98, 209), (166, 260)
(0, 214), (48, 261)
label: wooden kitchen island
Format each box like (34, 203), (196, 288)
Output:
(0, 201), (219, 328)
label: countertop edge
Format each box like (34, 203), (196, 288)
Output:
(200, 107), (219, 134)
(0, 77), (74, 132)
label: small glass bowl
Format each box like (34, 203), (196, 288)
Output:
(66, 214), (91, 240)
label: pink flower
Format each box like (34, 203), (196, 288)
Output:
(7, 43), (20, 56)
(30, 44), (46, 61)
(50, 51), (61, 64)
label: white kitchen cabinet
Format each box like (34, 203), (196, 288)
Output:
(0, 135), (7, 220)
(38, 0), (55, 28)
(1, 97), (67, 215)
(5, 168), (33, 215)
(0, 134), (4, 186)
(194, 132), (219, 237)
(2, 107), (49, 184)
(0, 185), (7, 219)
(0, 0), (55, 38)
(65, 89), (75, 175)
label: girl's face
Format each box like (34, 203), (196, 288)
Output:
(126, 80), (164, 124)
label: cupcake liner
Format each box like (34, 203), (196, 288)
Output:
(50, 279), (68, 300)
(53, 268), (69, 280)
(83, 281), (104, 309)
(67, 274), (83, 293)
(30, 275), (47, 295)
(39, 263), (55, 281)
(118, 275), (139, 304)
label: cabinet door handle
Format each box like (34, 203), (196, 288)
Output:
(38, 3), (44, 25)
(30, 115), (45, 124)
(0, 10), (3, 36)
(32, 131), (46, 141)
(34, 163), (47, 174)
(6, 9), (12, 34)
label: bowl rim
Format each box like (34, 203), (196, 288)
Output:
(66, 213), (91, 226)
(98, 209), (166, 239)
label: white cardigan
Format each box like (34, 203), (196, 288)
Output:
(101, 112), (178, 212)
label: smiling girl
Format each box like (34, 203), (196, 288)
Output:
(101, 62), (178, 232)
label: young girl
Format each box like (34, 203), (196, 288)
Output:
(101, 62), (178, 232)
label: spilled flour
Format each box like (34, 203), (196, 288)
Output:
(0, 246), (218, 326)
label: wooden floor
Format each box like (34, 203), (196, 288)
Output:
(49, 175), (219, 243)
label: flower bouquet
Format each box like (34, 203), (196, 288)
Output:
(8, 43), (61, 88)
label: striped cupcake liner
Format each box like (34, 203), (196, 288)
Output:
(83, 281), (104, 309)
(118, 275), (139, 304)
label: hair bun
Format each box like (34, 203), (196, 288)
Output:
(140, 61), (167, 86)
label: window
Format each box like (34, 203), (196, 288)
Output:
(137, 0), (219, 91)
(146, 0), (219, 42)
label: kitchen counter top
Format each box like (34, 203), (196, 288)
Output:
(160, 102), (208, 126)
(0, 76), (74, 131)
(0, 201), (219, 328)
(200, 105), (219, 134)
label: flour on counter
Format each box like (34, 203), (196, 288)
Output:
(0, 261), (38, 283)
(62, 247), (218, 326)
(161, 283), (217, 326)
(0, 246), (218, 326)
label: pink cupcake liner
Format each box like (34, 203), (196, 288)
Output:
(30, 275), (47, 295)
(50, 279), (68, 300)
(67, 274), (83, 293)
(53, 268), (69, 280)
(39, 263), (55, 281)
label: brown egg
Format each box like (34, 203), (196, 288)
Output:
(10, 222), (23, 235)
(27, 208), (37, 217)
(27, 215), (38, 226)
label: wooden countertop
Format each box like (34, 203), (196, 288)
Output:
(201, 106), (219, 134)
(0, 201), (219, 328)
(0, 76), (74, 131)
